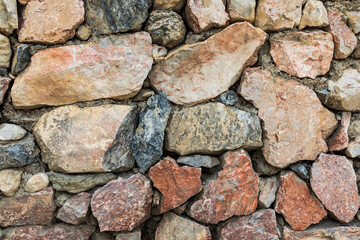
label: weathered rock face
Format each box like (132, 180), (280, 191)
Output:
(149, 22), (266, 106)
(11, 33), (153, 109)
(239, 67), (338, 168)
(166, 103), (262, 155)
(0, 144), (36, 170)
(0, 123), (26, 142)
(310, 153), (360, 223)
(289, 162), (310, 180)
(218, 209), (280, 240)
(84, 0), (151, 35)
(254, 0), (303, 31)
(299, 0), (328, 29)
(0, 169), (22, 196)
(34, 104), (136, 173)
(259, 176), (279, 208)
(18, 0), (84, 44)
(149, 157), (202, 214)
(0, 0), (17, 35)
(75, 24), (91, 41)
(0, 187), (55, 227)
(153, 0), (185, 12)
(0, 34), (11, 68)
(11, 44), (31, 75)
(57, 192), (91, 225)
(353, 36), (360, 58)
(346, 11), (360, 34)
(177, 155), (220, 168)
(0, 76), (11, 105)
(252, 150), (281, 176)
(275, 171), (327, 231)
(116, 229), (142, 240)
(270, 31), (334, 79)
(328, 9), (358, 59)
(24, 172), (49, 193)
(219, 90), (239, 106)
(155, 212), (211, 240)
(188, 149), (259, 224)
(227, 0), (256, 23)
(327, 112), (351, 151)
(151, 44), (168, 63)
(346, 138), (360, 158)
(91, 174), (153, 232)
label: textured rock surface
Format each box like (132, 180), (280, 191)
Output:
(57, 192), (91, 225)
(227, 0), (256, 23)
(116, 229), (142, 240)
(346, 138), (360, 158)
(0, 144), (36, 170)
(353, 36), (360, 58)
(0, 169), (22, 196)
(259, 176), (279, 208)
(177, 155), (220, 168)
(0, 123), (26, 142)
(34, 104), (136, 173)
(149, 22), (266, 105)
(327, 112), (351, 151)
(252, 150), (281, 176)
(0, 76), (11, 105)
(239, 67), (338, 168)
(188, 149), (259, 224)
(275, 171), (327, 231)
(75, 24), (91, 40)
(0, 187), (55, 227)
(149, 157), (202, 214)
(155, 212), (211, 240)
(91, 174), (153, 232)
(346, 11), (360, 34)
(131, 94), (171, 173)
(0, 34), (11, 68)
(289, 163), (310, 180)
(218, 209), (280, 240)
(18, 0), (84, 44)
(310, 153), (359, 223)
(270, 31), (334, 79)
(153, 0), (185, 12)
(299, 0), (328, 29)
(12, 33), (152, 109)
(152, 44), (167, 63)
(166, 103), (262, 155)
(219, 90), (239, 106)
(11, 44), (31, 75)
(0, 0), (17, 35)
(24, 172), (49, 192)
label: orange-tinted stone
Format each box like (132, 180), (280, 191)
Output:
(328, 112), (351, 151)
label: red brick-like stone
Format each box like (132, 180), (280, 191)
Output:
(328, 112), (351, 151)
(57, 192), (91, 225)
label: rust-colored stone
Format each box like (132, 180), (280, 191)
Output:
(328, 112), (351, 151)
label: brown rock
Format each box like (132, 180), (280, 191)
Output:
(34, 104), (136, 173)
(18, 0), (84, 44)
(91, 174), (153, 232)
(299, 0), (328, 29)
(346, 11), (360, 34)
(328, 112), (351, 151)
(116, 229), (141, 240)
(0, 76), (11, 104)
(0, 34), (11, 68)
(149, 22), (266, 106)
(11, 32), (153, 109)
(227, 0), (256, 23)
(153, 0), (185, 12)
(328, 9), (358, 59)
(24, 172), (49, 192)
(352, 36), (360, 58)
(188, 149), (259, 224)
(57, 192), (91, 225)
(346, 138), (360, 158)
(275, 171), (327, 231)
(239, 67), (338, 168)
(0, 187), (55, 227)
(310, 153), (360, 223)
(76, 24), (91, 41)
(0, 169), (22, 196)
(259, 176), (279, 208)
(151, 44), (167, 63)
(0, 0), (17, 35)
(218, 209), (280, 240)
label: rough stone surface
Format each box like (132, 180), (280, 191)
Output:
(177, 155), (220, 168)
(57, 192), (91, 225)
(239, 67), (338, 168)
(152, 44), (167, 63)
(346, 11), (360, 34)
(34, 104), (136, 173)
(18, 0), (84, 44)
(166, 103), (262, 155)
(270, 31), (334, 79)
(146, 10), (186, 49)
(149, 22), (266, 105)
(185, 27), (223, 44)
(346, 138), (360, 158)
(75, 24), (91, 41)
(310, 153), (360, 223)
(24, 172), (49, 193)
(252, 150), (281, 176)
(218, 209), (280, 240)
(259, 176), (279, 208)
(133, 89), (154, 102)
(289, 162), (310, 180)
(0, 169), (22, 196)
(155, 212), (211, 240)
(11, 44), (31, 75)
(352, 36), (360, 58)
(0, 144), (36, 170)
(299, 0), (328, 29)
(0, 187), (55, 227)
(116, 229), (142, 240)
(328, 112), (351, 151)
(0, 34), (11, 68)
(85, 0), (151, 35)
(12, 33), (153, 109)
(48, 171), (116, 193)
(91, 174), (153, 232)
(131, 94), (171, 173)
(188, 149), (259, 224)
(275, 171), (327, 231)
(227, 0), (256, 23)
(219, 90), (239, 106)
(153, 0), (185, 12)
(0, 0), (17, 35)
(0, 123), (26, 142)
(149, 157), (202, 214)
(328, 9), (358, 59)
(0, 76), (11, 105)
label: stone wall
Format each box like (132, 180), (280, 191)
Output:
(0, 0), (359, 239)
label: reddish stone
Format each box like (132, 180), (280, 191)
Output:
(310, 153), (360, 223)
(0, 76), (11, 105)
(0, 187), (56, 227)
(239, 67), (338, 168)
(270, 31), (334, 79)
(188, 149), (259, 224)
(218, 209), (280, 240)
(57, 192), (91, 225)
(149, 157), (202, 214)
(275, 171), (327, 231)
(328, 112), (351, 151)
(91, 174), (153, 232)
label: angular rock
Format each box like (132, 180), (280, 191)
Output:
(131, 94), (171, 173)
(18, 0), (84, 44)
(239, 67), (338, 168)
(116, 229), (142, 240)
(310, 153), (360, 223)
(346, 138), (360, 158)
(76, 24), (91, 41)
(0, 144), (36, 170)
(57, 192), (91, 225)
(289, 162), (310, 180)
(48, 171), (116, 193)
(328, 9), (358, 59)
(252, 149), (281, 176)
(346, 11), (360, 34)
(0, 169), (22, 196)
(218, 209), (280, 240)
(155, 212), (211, 240)
(275, 171), (327, 231)
(0, 123), (26, 142)
(0, 0), (17, 35)
(149, 22), (266, 105)
(227, 0), (255, 23)
(328, 112), (351, 151)
(188, 149), (259, 224)
(91, 174), (153, 232)
(153, 0), (185, 12)
(166, 103), (262, 155)
(149, 157), (202, 214)
(12, 33), (153, 109)
(24, 172), (49, 193)
(85, 0), (151, 35)
(299, 0), (328, 29)
(0, 76), (11, 104)
(177, 155), (220, 168)
(185, 27), (223, 44)
(0, 187), (55, 227)
(259, 176), (279, 208)
(151, 44), (167, 63)
(34, 104), (136, 173)
(352, 36), (360, 58)
(254, 0), (303, 31)
(0, 34), (11, 68)
(219, 90), (239, 106)
(11, 44), (31, 75)
(133, 89), (154, 102)
(270, 31), (334, 79)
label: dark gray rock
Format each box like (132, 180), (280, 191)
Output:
(11, 44), (31, 75)
(252, 150), (281, 176)
(177, 155), (220, 168)
(84, 0), (151, 35)
(130, 93), (171, 173)
(0, 145), (36, 169)
(289, 162), (310, 180)
(220, 90), (239, 106)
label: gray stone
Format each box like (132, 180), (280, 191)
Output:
(130, 93), (171, 173)
(57, 192), (91, 225)
(259, 176), (279, 208)
(346, 138), (360, 158)
(219, 90), (239, 106)
(177, 155), (220, 168)
(55, 191), (73, 207)
(11, 44), (31, 75)
(0, 123), (26, 142)
(116, 229), (141, 240)
(252, 150), (281, 176)
(0, 0), (17, 35)
(289, 162), (310, 180)
(0, 145), (36, 170)
(185, 28), (223, 44)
